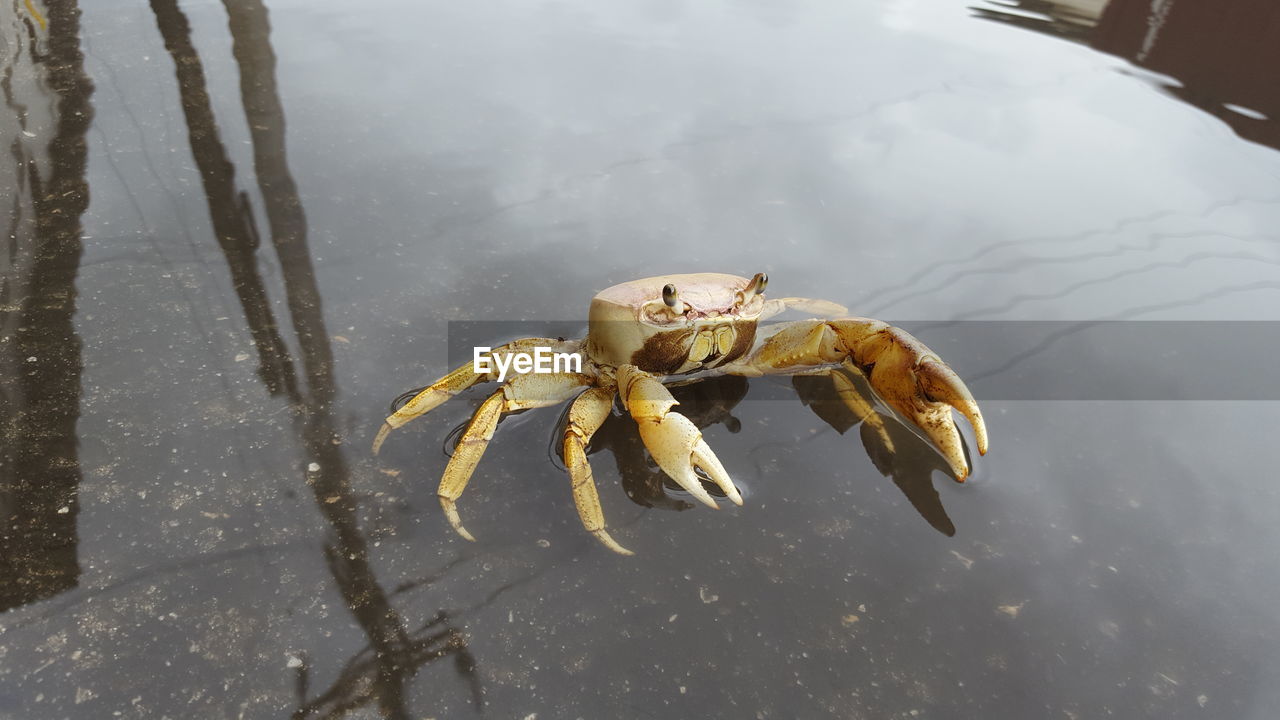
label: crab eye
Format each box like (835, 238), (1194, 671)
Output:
(662, 283), (680, 309)
(752, 272), (768, 295)
(738, 272), (768, 305)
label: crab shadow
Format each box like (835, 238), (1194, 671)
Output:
(583, 372), (962, 536)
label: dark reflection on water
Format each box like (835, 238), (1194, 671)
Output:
(791, 372), (959, 537)
(148, 0), (296, 397)
(2, 0), (1280, 718)
(0, 0), (92, 612)
(973, 0), (1280, 153)
(147, 1), (482, 716)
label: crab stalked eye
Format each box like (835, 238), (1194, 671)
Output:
(662, 283), (680, 309)
(739, 272), (768, 304)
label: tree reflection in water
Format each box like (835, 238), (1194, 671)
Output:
(0, 0), (93, 612)
(149, 0), (482, 715)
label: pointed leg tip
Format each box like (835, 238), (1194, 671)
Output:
(372, 423), (392, 455)
(451, 519), (478, 542)
(593, 530), (634, 556)
(440, 498), (477, 541)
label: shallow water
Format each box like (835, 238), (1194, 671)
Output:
(3, 0), (1280, 717)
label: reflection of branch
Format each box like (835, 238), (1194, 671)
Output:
(967, 280), (1280, 383)
(0, 0), (93, 611)
(149, 0), (298, 398)
(909, 245), (1280, 329)
(292, 611), (479, 720)
(870, 234), (1277, 317)
(855, 195), (1280, 315)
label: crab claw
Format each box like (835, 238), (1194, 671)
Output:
(868, 353), (987, 481)
(918, 359), (988, 457)
(822, 321), (987, 481)
(619, 365), (743, 508)
(636, 412), (741, 508)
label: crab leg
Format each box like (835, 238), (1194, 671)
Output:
(734, 319), (987, 480)
(563, 387), (632, 555)
(374, 363), (484, 454)
(388, 364), (593, 542)
(438, 390), (508, 541)
(616, 365), (742, 509)
(759, 297), (849, 321)
(372, 337), (567, 454)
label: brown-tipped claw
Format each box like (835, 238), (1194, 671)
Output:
(918, 359), (988, 457)
(861, 350), (986, 480)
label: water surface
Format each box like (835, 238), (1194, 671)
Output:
(3, 0), (1280, 717)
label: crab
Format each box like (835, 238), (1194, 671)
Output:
(373, 273), (988, 555)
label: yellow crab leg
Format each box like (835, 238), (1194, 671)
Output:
(759, 296), (850, 321)
(437, 390), (508, 542)
(373, 363), (484, 454)
(435, 371), (594, 542)
(372, 337), (565, 454)
(616, 365), (742, 508)
(563, 387), (632, 555)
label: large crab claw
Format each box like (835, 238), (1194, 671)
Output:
(841, 323), (988, 479)
(616, 365), (742, 509)
(742, 319), (987, 480)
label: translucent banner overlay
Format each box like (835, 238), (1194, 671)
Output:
(445, 321), (1280, 401)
